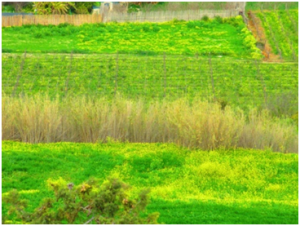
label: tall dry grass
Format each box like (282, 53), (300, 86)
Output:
(2, 94), (298, 153)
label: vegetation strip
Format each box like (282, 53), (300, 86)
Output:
(2, 94), (297, 153)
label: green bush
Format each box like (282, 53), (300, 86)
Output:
(214, 16), (223, 24)
(2, 178), (159, 224)
(201, 15), (209, 21)
(74, 2), (94, 14)
(2, 5), (15, 12)
(75, 6), (89, 14)
(263, 92), (298, 118)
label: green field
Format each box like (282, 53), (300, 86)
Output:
(246, 2), (298, 11)
(2, 141), (298, 224)
(2, 16), (262, 59)
(255, 9), (298, 61)
(2, 53), (298, 116)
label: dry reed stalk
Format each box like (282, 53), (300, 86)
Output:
(2, 94), (298, 153)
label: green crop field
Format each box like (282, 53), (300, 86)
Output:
(246, 2), (298, 11)
(141, 2), (299, 12)
(2, 16), (262, 59)
(255, 9), (298, 61)
(2, 53), (298, 115)
(2, 141), (298, 224)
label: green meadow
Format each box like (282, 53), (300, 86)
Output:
(2, 141), (298, 224)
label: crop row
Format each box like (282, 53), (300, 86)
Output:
(2, 53), (298, 113)
(255, 9), (298, 61)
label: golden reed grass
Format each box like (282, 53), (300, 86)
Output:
(2, 94), (298, 153)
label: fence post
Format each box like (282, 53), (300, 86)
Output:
(184, 56), (187, 97)
(65, 51), (73, 97)
(208, 52), (215, 101)
(115, 52), (119, 98)
(12, 51), (27, 97)
(163, 52), (166, 98)
(144, 52), (148, 97)
(255, 60), (267, 105)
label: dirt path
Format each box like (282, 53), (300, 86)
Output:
(247, 10), (283, 62)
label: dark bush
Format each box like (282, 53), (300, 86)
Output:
(201, 15), (209, 21)
(73, 2), (94, 14)
(214, 16), (223, 24)
(58, 23), (71, 28)
(2, 178), (159, 224)
(263, 92), (298, 118)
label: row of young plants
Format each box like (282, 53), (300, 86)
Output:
(2, 16), (262, 59)
(255, 9), (298, 61)
(2, 53), (298, 117)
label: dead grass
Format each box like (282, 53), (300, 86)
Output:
(2, 94), (298, 153)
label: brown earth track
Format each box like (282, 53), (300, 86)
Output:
(247, 10), (282, 62)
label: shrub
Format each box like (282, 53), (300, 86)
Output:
(2, 178), (159, 224)
(58, 22), (70, 28)
(75, 6), (89, 14)
(71, 1), (96, 14)
(2, 5), (15, 12)
(263, 92), (298, 118)
(214, 16), (223, 24)
(33, 2), (75, 15)
(201, 15), (209, 21)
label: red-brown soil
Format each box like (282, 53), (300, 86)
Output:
(247, 10), (282, 62)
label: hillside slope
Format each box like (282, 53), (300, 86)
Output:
(257, 9), (298, 61)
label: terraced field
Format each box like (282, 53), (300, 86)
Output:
(255, 9), (298, 61)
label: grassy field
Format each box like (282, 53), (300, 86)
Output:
(255, 9), (298, 61)
(2, 16), (262, 58)
(2, 141), (298, 224)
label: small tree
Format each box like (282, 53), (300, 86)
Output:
(73, 2), (94, 14)
(33, 2), (76, 15)
(2, 178), (159, 224)
(2, 2), (32, 13)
